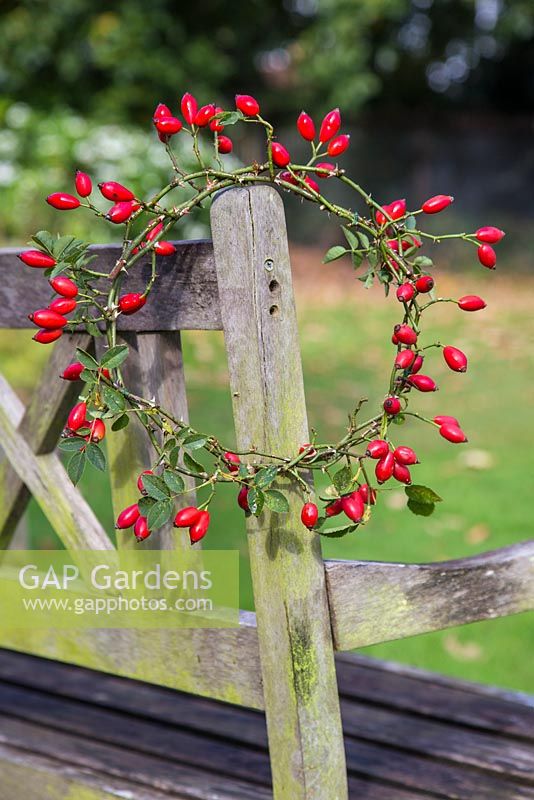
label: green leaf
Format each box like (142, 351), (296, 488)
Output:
(102, 386), (126, 413)
(80, 369), (96, 383)
(319, 523), (358, 538)
(405, 215), (416, 230)
(174, 427), (192, 445)
(247, 487), (265, 516)
(405, 484), (443, 505)
(357, 232), (370, 249)
(216, 110), (244, 125)
(111, 414), (130, 431)
(147, 498), (174, 530)
(263, 489), (289, 513)
(367, 250), (379, 268)
(30, 230), (55, 254)
(48, 261), (68, 280)
(163, 469), (185, 494)
(183, 451), (205, 476)
(333, 466), (352, 495)
(137, 496), (156, 516)
(76, 348), (99, 370)
(407, 499), (435, 517)
(351, 250), (363, 269)
(392, 413), (406, 425)
(364, 271), (375, 289)
(142, 473), (171, 501)
(58, 437), (85, 452)
(323, 245), (347, 263)
(414, 256), (433, 269)
(67, 450), (86, 485)
(53, 235), (77, 259)
(254, 465), (279, 489)
(184, 433), (207, 450)
(85, 320), (102, 338)
(101, 344), (129, 369)
(342, 226), (360, 250)
(85, 443), (106, 472)
(168, 445), (180, 468)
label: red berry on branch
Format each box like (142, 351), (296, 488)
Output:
(75, 170), (92, 197)
(299, 443), (317, 460)
(326, 498), (343, 516)
(46, 193), (80, 210)
(28, 309), (68, 329)
(153, 103), (172, 120)
(209, 107), (225, 132)
(304, 175), (319, 193)
(98, 181), (135, 202)
(327, 134), (350, 157)
(458, 295), (486, 312)
(33, 328), (63, 344)
(67, 401), (87, 431)
(410, 354), (424, 374)
(60, 362), (84, 381)
(146, 221), (164, 242)
(358, 484), (377, 505)
(49, 297), (76, 315)
(118, 293), (146, 315)
(408, 374), (437, 392)
(190, 510), (210, 544)
(237, 486), (250, 512)
(393, 462), (412, 484)
(181, 92), (198, 124)
(478, 244), (497, 269)
(137, 470), (153, 494)
(388, 199), (407, 219)
(297, 111), (316, 141)
(391, 333), (399, 345)
(375, 451), (395, 483)
(134, 516), (151, 542)
(395, 349), (416, 370)
(174, 506), (202, 528)
(439, 423), (468, 443)
(271, 142), (291, 168)
(319, 108), (341, 142)
(106, 200), (139, 223)
(18, 250), (56, 268)
(315, 162), (336, 177)
(434, 414), (460, 427)
(278, 171), (297, 185)
(154, 116), (183, 135)
(475, 226), (505, 244)
(217, 136), (233, 154)
(235, 94), (260, 116)
(224, 452), (241, 472)
(154, 241), (176, 256)
(341, 492), (364, 522)
(194, 104), (216, 127)
(383, 396), (402, 415)
(115, 504), (140, 530)
(396, 283), (415, 303)
(366, 439), (390, 459)
(50, 275), (78, 298)
(87, 418), (106, 442)
(393, 446), (418, 465)
(443, 345), (468, 372)
(422, 194), (454, 214)
(415, 275), (434, 293)
(301, 502), (319, 529)
(394, 324), (418, 346)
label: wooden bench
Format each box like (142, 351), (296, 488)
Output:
(0, 185), (533, 798)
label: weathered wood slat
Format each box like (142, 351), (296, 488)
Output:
(211, 185), (347, 800)
(325, 541), (534, 651)
(0, 372), (112, 551)
(0, 242), (222, 331)
(0, 332), (92, 548)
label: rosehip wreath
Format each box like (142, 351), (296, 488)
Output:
(20, 93), (502, 545)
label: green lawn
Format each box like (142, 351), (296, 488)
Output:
(7, 258), (534, 693)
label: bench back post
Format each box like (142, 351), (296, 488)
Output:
(211, 186), (348, 800)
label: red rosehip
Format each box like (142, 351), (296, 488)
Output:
(87, 418), (106, 442)
(155, 116), (183, 135)
(18, 250), (56, 268)
(75, 170), (92, 197)
(389, 199), (407, 219)
(28, 309), (68, 329)
(475, 226), (505, 244)
(154, 241), (176, 256)
(49, 297), (76, 315)
(458, 295), (486, 312)
(217, 136), (233, 154)
(327, 134), (350, 157)
(190, 510), (210, 544)
(49, 275), (78, 298)
(67, 401), (87, 432)
(299, 443), (317, 460)
(153, 103), (172, 120)
(33, 328), (63, 344)
(358, 484), (377, 505)
(106, 200), (139, 224)
(237, 486), (250, 512)
(393, 446), (418, 465)
(393, 462), (412, 484)
(304, 175), (319, 194)
(137, 470), (153, 494)
(60, 362), (84, 381)
(478, 244), (497, 269)
(394, 324), (418, 346)
(118, 293), (146, 315)
(315, 162), (336, 177)
(408, 374), (437, 392)
(297, 111), (316, 141)
(325, 498), (343, 516)
(301, 502), (319, 529)
(116, 503), (140, 530)
(278, 171), (297, 185)
(421, 194), (454, 214)
(383, 396), (402, 415)
(235, 94), (260, 116)
(410, 354), (424, 374)
(319, 108), (341, 142)
(209, 107), (224, 132)
(224, 452), (241, 472)
(146, 220), (164, 242)
(271, 142), (290, 168)
(134, 516), (151, 542)
(366, 439), (390, 459)
(434, 414), (460, 427)
(375, 451), (395, 484)
(98, 181), (135, 202)
(341, 492), (364, 523)
(181, 92), (198, 125)
(415, 275), (434, 293)
(174, 506), (202, 528)
(391, 333), (399, 345)
(439, 423), (468, 443)
(443, 345), (468, 373)
(194, 104), (216, 127)
(397, 283), (416, 304)
(46, 193), (80, 210)
(395, 349), (416, 370)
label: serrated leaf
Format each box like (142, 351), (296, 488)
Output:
(333, 466), (352, 495)
(142, 473), (171, 501)
(183, 452), (205, 475)
(405, 484), (442, 505)
(138, 496), (156, 516)
(405, 215), (416, 230)
(254, 466), (279, 489)
(53, 235), (77, 259)
(67, 450), (86, 485)
(85, 320), (102, 337)
(414, 256), (433, 269)
(163, 469), (185, 494)
(184, 433), (207, 450)
(342, 226), (360, 250)
(174, 427), (191, 445)
(48, 261), (68, 280)
(216, 110), (244, 125)
(30, 230), (55, 253)
(111, 414), (129, 431)
(367, 250), (379, 268)
(103, 386), (126, 413)
(263, 489), (289, 513)
(364, 272), (375, 289)
(319, 523), (358, 538)
(76, 348), (99, 370)
(407, 499), (435, 517)
(168, 445), (180, 468)
(58, 437), (85, 452)
(351, 250), (363, 268)
(247, 487), (265, 516)
(147, 498), (174, 530)
(357, 232), (370, 249)
(101, 344), (129, 369)
(323, 245), (347, 263)
(80, 369), (96, 383)
(85, 442), (106, 472)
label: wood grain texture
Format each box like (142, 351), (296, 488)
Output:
(325, 542), (534, 650)
(0, 332), (92, 548)
(211, 185), (347, 800)
(0, 241), (221, 331)
(0, 372), (112, 551)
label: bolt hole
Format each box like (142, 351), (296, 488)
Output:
(269, 279), (280, 292)
(264, 258), (274, 271)
(269, 304), (279, 317)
